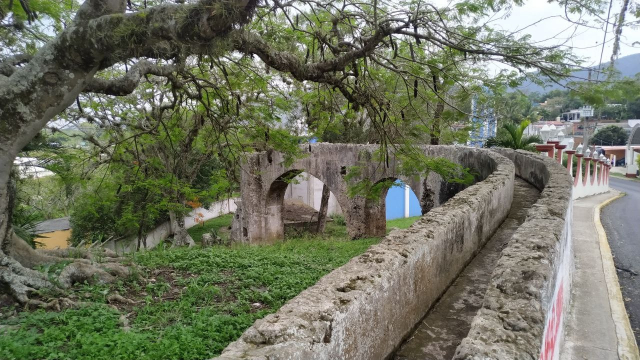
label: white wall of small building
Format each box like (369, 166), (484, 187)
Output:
(283, 172), (342, 215)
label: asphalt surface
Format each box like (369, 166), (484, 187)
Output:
(601, 177), (640, 344)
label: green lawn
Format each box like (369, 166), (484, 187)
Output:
(387, 216), (421, 231)
(0, 214), (421, 360)
(610, 172), (640, 182)
(187, 213), (234, 243)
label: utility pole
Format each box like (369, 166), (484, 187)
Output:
(582, 70), (592, 154)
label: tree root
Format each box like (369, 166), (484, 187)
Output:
(2, 233), (135, 306)
(0, 253), (53, 304)
(58, 262), (116, 288)
(107, 293), (136, 305)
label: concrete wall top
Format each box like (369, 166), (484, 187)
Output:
(216, 146), (516, 360)
(454, 149), (574, 359)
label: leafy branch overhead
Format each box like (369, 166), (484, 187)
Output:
(0, 0), (635, 307)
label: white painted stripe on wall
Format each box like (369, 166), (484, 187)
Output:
(404, 184), (410, 218)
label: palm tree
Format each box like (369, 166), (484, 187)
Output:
(485, 119), (542, 151)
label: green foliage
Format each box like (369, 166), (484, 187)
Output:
(187, 213), (234, 243)
(0, 227), (379, 360)
(590, 125), (628, 146)
(493, 91), (539, 124)
(329, 213), (346, 226)
(69, 173), (165, 245)
(386, 216), (420, 230)
(485, 119), (542, 151)
(0, 0), (78, 55)
(11, 203), (45, 249)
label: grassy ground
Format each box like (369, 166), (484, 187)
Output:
(0, 214), (420, 360)
(187, 213), (234, 243)
(611, 172), (640, 182)
(387, 216), (421, 231)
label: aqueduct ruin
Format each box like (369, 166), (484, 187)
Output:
(230, 144), (493, 244)
(219, 144), (590, 360)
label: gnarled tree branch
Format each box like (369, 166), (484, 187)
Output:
(84, 60), (178, 95)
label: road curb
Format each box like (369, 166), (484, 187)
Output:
(595, 191), (640, 360)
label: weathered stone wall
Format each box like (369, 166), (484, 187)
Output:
(231, 143), (498, 244)
(216, 147), (515, 360)
(454, 149), (573, 360)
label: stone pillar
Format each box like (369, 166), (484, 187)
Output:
(548, 140), (560, 159)
(591, 158), (599, 186)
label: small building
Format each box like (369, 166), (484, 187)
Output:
(34, 217), (71, 250)
(561, 110), (581, 122)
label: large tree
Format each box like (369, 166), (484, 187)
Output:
(0, 0), (613, 305)
(590, 125), (629, 146)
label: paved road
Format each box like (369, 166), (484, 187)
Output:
(601, 177), (640, 344)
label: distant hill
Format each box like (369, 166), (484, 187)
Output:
(517, 53), (640, 94)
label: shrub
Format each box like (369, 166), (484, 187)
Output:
(330, 213), (346, 226)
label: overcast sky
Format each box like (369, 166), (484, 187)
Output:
(434, 0), (640, 68)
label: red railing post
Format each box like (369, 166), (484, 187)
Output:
(535, 144), (556, 157)
(583, 156), (591, 187)
(575, 154), (583, 187)
(555, 144), (567, 163)
(565, 150), (576, 177)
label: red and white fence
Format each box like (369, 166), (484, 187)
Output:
(535, 141), (610, 200)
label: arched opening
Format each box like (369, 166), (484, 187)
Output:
(265, 170), (344, 241)
(385, 180), (422, 220)
(364, 178), (423, 237)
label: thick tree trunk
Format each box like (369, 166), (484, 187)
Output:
(0, 0), (257, 304)
(316, 184), (331, 233)
(169, 211), (196, 247)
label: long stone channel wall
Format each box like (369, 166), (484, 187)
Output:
(216, 147), (516, 359)
(454, 149), (573, 360)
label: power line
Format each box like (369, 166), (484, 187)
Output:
(596, 0), (615, 82)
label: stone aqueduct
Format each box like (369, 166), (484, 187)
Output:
(221, 144), (580, 360)
(230, 144), (493, 244)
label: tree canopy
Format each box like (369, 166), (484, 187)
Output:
(590, 125), (629, 146)
(1, 0), (638, 306)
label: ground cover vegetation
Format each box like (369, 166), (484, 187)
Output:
(0, 215), (418, 360)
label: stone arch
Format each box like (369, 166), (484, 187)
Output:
(230, 144), (495, 244)
(263, 169), (349, 241)
(363, 177), (426, 237)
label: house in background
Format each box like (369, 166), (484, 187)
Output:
(385, 181), (422, 220)
(34, 217), (71, 250)
(283, 172), (343, 216)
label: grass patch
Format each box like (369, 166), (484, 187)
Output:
(0, 214), (423, 360)
(610, 172), (640, 182)
(386, 216), (421, 231)
(0, 220), (378, 360)
(187, 213), (234, 243)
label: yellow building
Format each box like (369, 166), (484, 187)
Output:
(34, 217), (71, 250)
